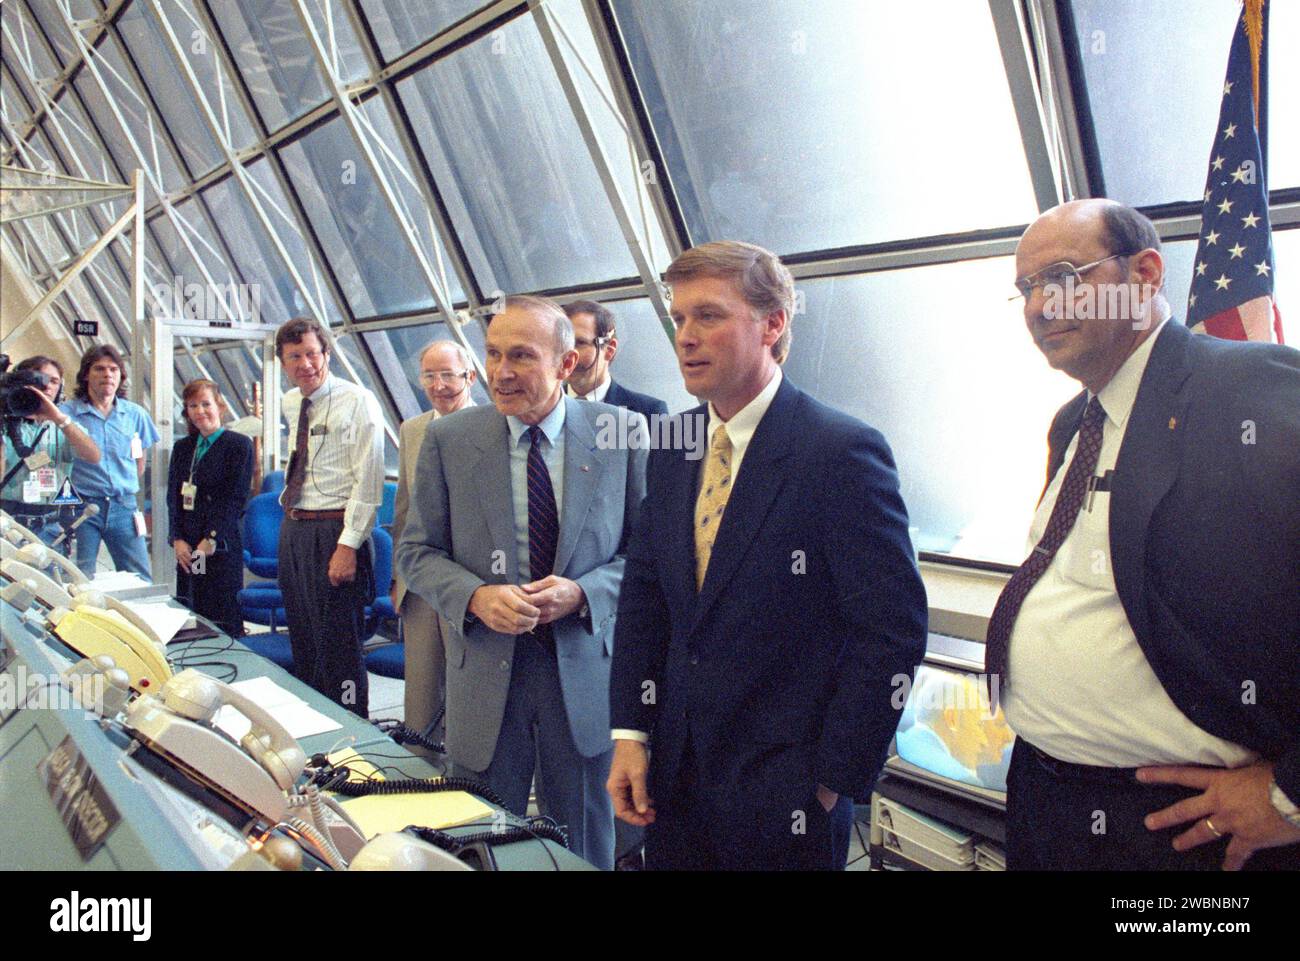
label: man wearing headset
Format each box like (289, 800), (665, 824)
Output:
(562, 300), (668, 422)
(276, 318), (385, 718)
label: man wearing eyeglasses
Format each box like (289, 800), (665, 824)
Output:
(390, 340), (477, 756)
(992, 199), (1300, 871)
(562, 301), (668, 421)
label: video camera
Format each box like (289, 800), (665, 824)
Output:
(0, 354), (50, 419)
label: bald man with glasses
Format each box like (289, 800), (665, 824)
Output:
(391, 340), (478, 755)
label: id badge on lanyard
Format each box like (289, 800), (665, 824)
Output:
(181, 480), (198, 511)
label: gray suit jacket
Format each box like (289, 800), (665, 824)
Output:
(394, 396), (648, 770)
(391, 409), (435, 610)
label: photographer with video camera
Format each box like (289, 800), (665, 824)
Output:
(1, 354), (101, 546)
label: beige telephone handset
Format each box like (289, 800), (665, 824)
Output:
(14, 541), (90, 588)
(0, 513), (42, 547)
(126, 669), (307, 826)
(48, 604), (173, 694)
(1, 558), (75, 610)
(70, 588), (166, 648)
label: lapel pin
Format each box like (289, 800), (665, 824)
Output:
(580, 465), (591, 472)
(1168, 417), (1177, 430)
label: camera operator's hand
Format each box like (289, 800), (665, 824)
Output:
(26, 386), (62, 424)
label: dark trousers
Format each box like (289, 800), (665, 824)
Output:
(175, 544), (245, 638)
(452, 640), (615, 871)
(1007, 738), (1300, 870)
(645, 739), (855, 871)
(278, 517), (372, 718)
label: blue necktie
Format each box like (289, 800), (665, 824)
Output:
(527, 426), (558, 653)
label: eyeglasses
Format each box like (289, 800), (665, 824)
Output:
(419, 370), (469, 386)
(1011, 254), (1127, 301)
(283, 349), (325, 364)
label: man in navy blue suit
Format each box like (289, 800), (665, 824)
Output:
(563, 300), (669, 421)
(606, 241), (928, 870)
(993, 199), (1300, 870)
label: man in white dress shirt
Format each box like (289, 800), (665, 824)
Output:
(276, 318), (385, 717)
(390, 340), (476, 754)
(991, 200), (1300, 870)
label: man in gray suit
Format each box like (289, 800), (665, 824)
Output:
(390, 340), (477, 758)
(395, 295), (647, 870)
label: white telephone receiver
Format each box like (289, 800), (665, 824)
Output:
(14, 541), (89, 587)
(126, 669), (306, 824)
(1, 558), (74, 610)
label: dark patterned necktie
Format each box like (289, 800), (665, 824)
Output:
(985, 397), (1106, 694)
(282, 397), (312, 508)
(527, 426), (558, 652)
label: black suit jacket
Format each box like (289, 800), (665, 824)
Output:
(611, 377), (927, 841)
(166, 430), (254, 553)
(1044, 321), (1300, 802)
(604, 379), (669, 420)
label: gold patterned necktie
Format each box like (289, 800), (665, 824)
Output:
(694, 424), (733, 590)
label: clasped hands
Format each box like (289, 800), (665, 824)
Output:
(173, 537), (215, 572)
(468, 577), (585, 634)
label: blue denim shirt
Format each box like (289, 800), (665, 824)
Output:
(60, 397), (160, 500)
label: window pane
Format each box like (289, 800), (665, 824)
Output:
(780, 259), (1078, 565)
(211, 347), (259, 415)
(280, 112), (463, 317)
(359, 0), (485, 62)
(117, 1), (225, 176)
(42, 90), (121, 183)
(149, 201), (246, 322)
(210, 0), (365, 132)
(202, 161), (343, 327)
(153, 0), (260, 152)
(614, 0), (1037, 254)
(396, 11), (642, 293)
(363, 320), (489, 420)
(590, 298), (695, 414)
(1070, 0), (1299, 205)
(73, 37), (187, 193)
(2, 68), (33, 128)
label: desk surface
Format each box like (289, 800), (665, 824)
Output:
(1, 601), (592, 871)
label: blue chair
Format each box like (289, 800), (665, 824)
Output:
(261, 470), (285, 494)
(238, 491), (290, 668)
(364, 527), (395, 637)
(242, 492), (283, 579)
(241, 631), (295, 671)
(378, 481), (398, 528)
(365, 642), (405, 679)
(363, 527), (403, 677)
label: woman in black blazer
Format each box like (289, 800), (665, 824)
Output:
(167, 379), (254, 637)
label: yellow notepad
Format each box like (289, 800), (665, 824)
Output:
(324, 750), (494, 835)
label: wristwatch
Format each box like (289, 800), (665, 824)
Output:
(1269, 780), (1300, 828)
(56, 415), (73, 430)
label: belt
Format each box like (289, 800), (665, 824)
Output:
(286, 508), (346, 521)
(1024, 741), (1142, 786)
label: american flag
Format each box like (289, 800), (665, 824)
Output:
(1187, 0), (1284, 343)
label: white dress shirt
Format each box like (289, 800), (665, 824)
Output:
(280, 374), (385, 550)
(1003, 322), (1256, 768)
(506, 395), (566, 581)
(568, 374), (612, 403)
(612, 368), (783, 744)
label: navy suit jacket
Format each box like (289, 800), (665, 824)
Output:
(1045, 321), (1300, 802)
(610, 377), (928, 827)
(604, 380), (669, 421)
(166, 430), (254, 554)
